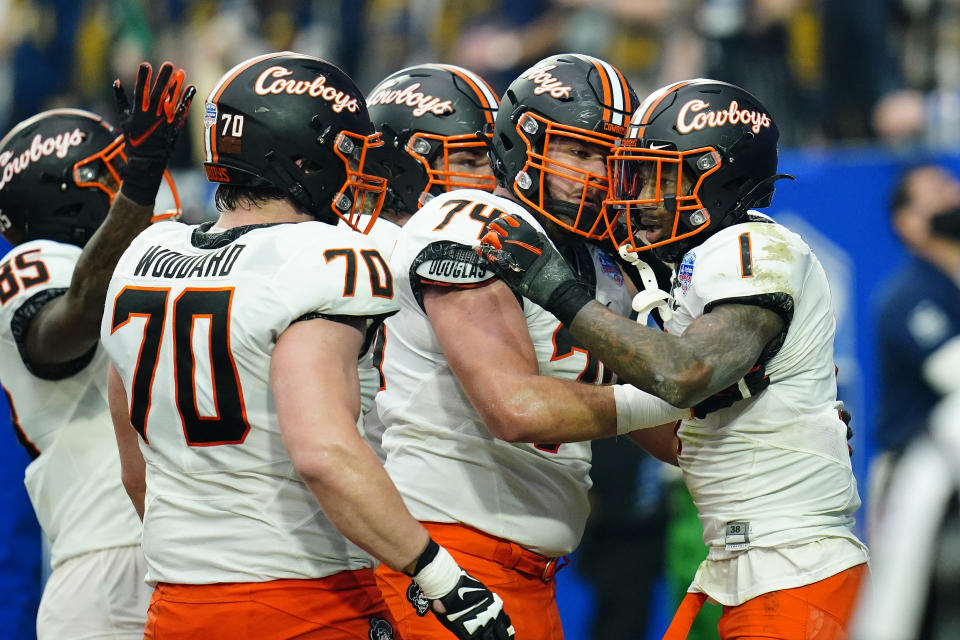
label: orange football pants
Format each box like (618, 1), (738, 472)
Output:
(663, 563), (868, 640)
(143, 569), (402, 639)
(375, 522), (566, 640)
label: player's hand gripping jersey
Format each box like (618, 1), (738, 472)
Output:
(0, 240), (141, 569)
(667, 213), (869, 605)
(100, 220), (398, 585)
(377, 189), (631, 557)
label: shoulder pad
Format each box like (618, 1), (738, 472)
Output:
(412, 240), (495, 286)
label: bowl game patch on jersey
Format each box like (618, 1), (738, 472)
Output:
(678, 251), (696, 295)
(596, 250), (623, 285)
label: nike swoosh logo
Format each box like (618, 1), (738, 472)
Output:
(129, 120), (163, 147)
(648, 142), (671, 150)
(457, 586), (486, 599)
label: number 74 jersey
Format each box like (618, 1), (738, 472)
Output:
(100, 220), (398, 585)
(376, 189), (631, 557)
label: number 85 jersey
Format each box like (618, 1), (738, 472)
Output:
(100, 220), (398, 585)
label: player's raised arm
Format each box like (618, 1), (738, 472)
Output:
(23, 62), (194, 368)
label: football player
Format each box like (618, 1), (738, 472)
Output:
(99, 52), (512, 640)
(0, 61), (194, 639)
(371, 53), (719, 640)
(358, 62), (500, 460)
(477, 79), (869, 639)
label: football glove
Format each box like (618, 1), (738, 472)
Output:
(408, 538), (514, 640)
(114, 61), (196, 205)
(691, 364), (770, 418)
(835, 364), (853, 456)
(840, 405), (853, 456)
(476, 213), (592, 324)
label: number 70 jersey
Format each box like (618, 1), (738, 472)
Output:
(100, 220), (398, 585)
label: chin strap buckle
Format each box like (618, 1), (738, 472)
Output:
(619, 245), (674, 325)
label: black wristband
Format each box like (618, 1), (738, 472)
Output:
(546, 280), (593, 326)
(120, 157), (167, 206)
(407, 537), (440, 577)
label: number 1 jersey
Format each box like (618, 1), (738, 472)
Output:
(666, 213), (868, 604)
(100, 220), (398, 585)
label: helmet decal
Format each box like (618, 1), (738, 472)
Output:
(202, 52), (386, 231)
(605, 79), (787, 262)
(367, 79), (456, 117)
(518, 63), (573, 100)
(252, 65), (360, 113)
(675, 99), (772, 135)
(0, 128), (86, 192)
(204, 52), (290, 166)
(366, 63), (499, 213)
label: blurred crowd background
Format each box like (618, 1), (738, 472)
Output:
(1, 0), (958, 218)
(3, 0), (960, 222)
(3, 0), (959, 153)
(3, 1), (960, 639)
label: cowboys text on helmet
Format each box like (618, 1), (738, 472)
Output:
(676, 99), (772, 135)
(367, 79), (455, 118)
(253, 66), (359, 113)
(518, 64), (572, 100)
(0, 129), (86, 192)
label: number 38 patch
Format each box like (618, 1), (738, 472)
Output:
(725, 520), (751, 551)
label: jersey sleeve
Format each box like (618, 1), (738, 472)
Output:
(401, 193), (550, 315)
(406, 194), (522, 288)
(269, 227), (400, 324)
(0, 240), (97, 378)
(687, 226), (799, 325)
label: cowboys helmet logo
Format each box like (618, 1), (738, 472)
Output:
(406, 580), (430, 616)
(368, 616), (394, 640)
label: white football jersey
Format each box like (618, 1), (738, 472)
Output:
(342, 215), (403, 460)
(100, 220), (398, 585)
(0, 240), (141, 570)
(666, 213), (868, 604)
(378, 189), (631, 557)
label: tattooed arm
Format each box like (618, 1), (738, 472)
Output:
(567, 300), (784, 407)
(23, 193), (155, 369)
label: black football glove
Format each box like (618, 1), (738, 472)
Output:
(691, 364), (770, 419)
(476, 213), (592, 324)
(840, 405), (853, 456)
(114, 61), (196, 205)
(834, 364), (853, 456)
(408, 539), (514, 640)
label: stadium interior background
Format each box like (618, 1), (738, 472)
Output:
(1, 1), (957, 638)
